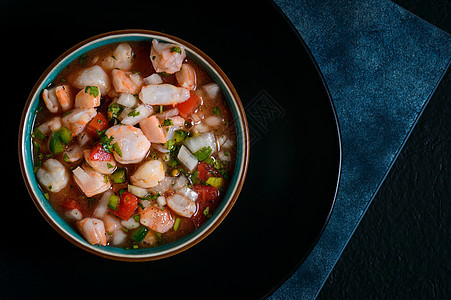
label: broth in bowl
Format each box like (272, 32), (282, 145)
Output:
(31, 39), (236, 250)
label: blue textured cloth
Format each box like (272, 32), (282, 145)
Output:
(271, 0), (451, 299)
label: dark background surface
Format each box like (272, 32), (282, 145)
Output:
(319, 0), (450, 298)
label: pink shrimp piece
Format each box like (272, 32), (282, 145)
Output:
(111, 69), (144, 94)
(55, 84), (74, 112)
(75, 86), (101, 109)
(139, 115), (167, 143)
(140, 206), (175, 234)
(77, 218), (107, 246)
(175, 63), (197, 90)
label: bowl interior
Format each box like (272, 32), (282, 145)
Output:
(20, 31), (248, 260)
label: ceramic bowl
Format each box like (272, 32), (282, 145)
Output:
(18, 30), (249, 261)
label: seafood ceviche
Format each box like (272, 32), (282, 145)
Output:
(31, 39), (236, 249)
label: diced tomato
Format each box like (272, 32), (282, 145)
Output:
(197, 162), (221, 182)
(61, 198), (82, 212)
(89, 143), (113, 161)
(113, 191), (138, 220)
(174, 91), (200, 117)
(190, 185), (220, 228)
(86, 113), (109, 136)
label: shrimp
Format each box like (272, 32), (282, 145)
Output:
(166, 194), (196, 218)
(103, 214), (122, 233)
(55, 84), (74, 111)
(175, 63), (196, 90)
(150, 39), (186, 74)
(139, 84), (190, 106)
(36, 158), (69, 192)
(120, 104), (153, 126)
(105, 125), (150, 164)
(139, 115), (167, 143)
(100, 43), (134, 71)
(42, 87), (60, 113)
(73, 65), (111, 95)
(36, 116), (62, 135)
(73, 165), (111, 197)
(74, 86), (101, 109)
(83, 150), (116, 175)
(140, 206), (174, 234)
(130, 159), (165, 188)
(111, 69), (144, 94)
(63, 144), (85, 163)
(76, 218), (107, 246)
(62, 108), (97, 136)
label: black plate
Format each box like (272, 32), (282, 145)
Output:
(6, 0), (340, 298)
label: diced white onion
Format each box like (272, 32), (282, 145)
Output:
(173, 175), (188, 190)
(112, 230), (127, 246)
(149, 177), (175, 195)
(202, 83), (221, 100)
(144, 74), (163, 85)
(93, 190), (113, 219)
(65, 209), (83, 221)
(121, 217), (140, 230)
(117, 93), (138, 108)
(204, 116), (222, 127)
(177, 145), (198, 172)
(128, 185), (148, 198)
(218, 151), (232, 162)
(192, 123), (210, 135)
(156, 196), (166, 207)
(184, 132), (217, 153)
(177, 186), (198, 202)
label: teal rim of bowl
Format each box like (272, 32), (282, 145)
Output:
(20, 31), (247, 259)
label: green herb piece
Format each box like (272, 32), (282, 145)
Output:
(106, 162), (114, 169)
(110, 168), (126, 184)
(132, 244), (139, 249)
(84, 86), (99, 97)
(100, 134), (114, 153)
(107, 194), (120, 211)
(167, 158), (179, 168)
(173, 217), (181, 231)
(133, 215), (140, 222)
(173, 130), (188, 143)
(130, 226), (149, 243)
(107, 103), (123, 121)
(213, 106), (221, 116)
(166, 139), (176, 151)
(152, 56), (156, 60)
(170, 46), (182, 54)
(112, 142), (122, 157)
(203, 206), (210, 217)
(163, 119), (174, 126)
(111, 55), (117, 60)
(48, 132), (65, 154)
(205, 176), (224, 188)
(128, 110), (140, 117)
(33, 160), (42, 173)
(79, 53), (88, 65)
(33, 129), (45, 142)
(140, 193), (159, 201)
(193, 146), (212, 161)
(44, 193), (49, 200)
(63, 153), (70, 163)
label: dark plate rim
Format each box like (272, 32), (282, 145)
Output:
(263, 1), (343, 298)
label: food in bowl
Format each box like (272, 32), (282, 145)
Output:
(31, 39), (236, 250)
